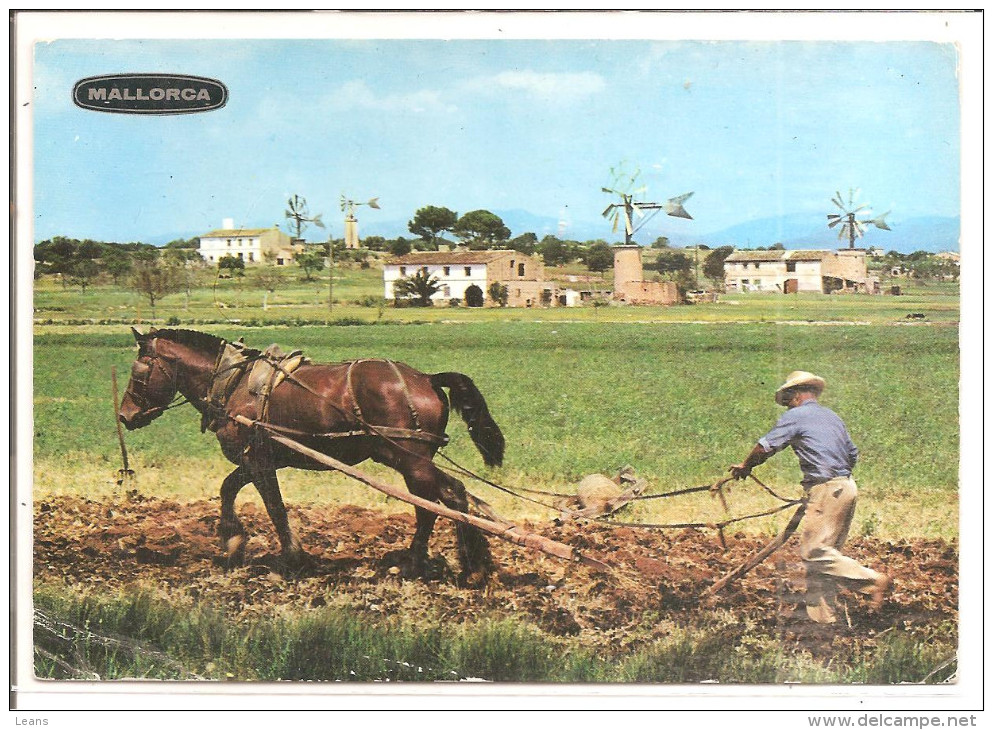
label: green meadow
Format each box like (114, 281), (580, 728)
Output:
(33, 309), (958, 538)
(28, 276), (961, 684)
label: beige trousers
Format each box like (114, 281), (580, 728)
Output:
(799, 476), (882, 623)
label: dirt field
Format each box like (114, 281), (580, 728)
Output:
(34, 494), (958, 657)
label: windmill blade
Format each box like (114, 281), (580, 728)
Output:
(827, 215), (843, 229)
(367, 198), (380, 209)
(631, 202), (645, 219)
(868, 212), (891, 231)
(832, 192), (846, 210)
(611, 212), (620, 234)
(312, 214), (325, 228)
(631, 185), (647, 196)
(602, 203), (616, 218)
(663, 192), (694, 219)
(601, 187), (617, 194)
(623, 209), (634, 236)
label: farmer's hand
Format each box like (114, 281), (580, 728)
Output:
(729, 463), (751, 480)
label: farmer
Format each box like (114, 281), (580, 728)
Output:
(729, 371), (892, 623)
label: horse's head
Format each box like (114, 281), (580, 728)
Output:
(118, 327), (180, 430)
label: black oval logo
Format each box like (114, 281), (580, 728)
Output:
(73, 74), (228, 115)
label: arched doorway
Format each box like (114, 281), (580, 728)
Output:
(464, 284), (484, 307)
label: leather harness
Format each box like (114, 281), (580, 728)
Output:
(201, 340), (447, 448)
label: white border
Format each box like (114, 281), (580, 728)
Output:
(11, 9), (984, 717)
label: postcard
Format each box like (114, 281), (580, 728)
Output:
(11, 9), (982, 721)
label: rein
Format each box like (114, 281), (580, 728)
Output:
(145, 334), (801, 541)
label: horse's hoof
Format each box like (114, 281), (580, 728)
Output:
(280, 550), (312, 576)
(381, 548), (428, 579)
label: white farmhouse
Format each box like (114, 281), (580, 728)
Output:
(724, 249), (876, 294)
(384, 250), (548, 307)
(198, 220), (299, 265)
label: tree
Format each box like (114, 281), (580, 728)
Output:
(536, 235), (574, 267)
(361, 235), (388, 252)
(583, 241), (614, 273)
(217, 255), (245, 277)
(703, 245), (735, 284)
(408, 206), (458, 248)
(452, 210), (510, 249)
(508, 232), (538, 255)
(164, 236), (200, 249)
(650, 236), (670, 249)
(392, 269), (440, 307)
(66, 258), (100, 291)
(251, 268), (286, 310)
(487, 282), (509, 307)
(654, 249), (693, 276)
(295, 250), (326, 281)
(388, 237), (413, 257)
(103, 248), (133, 285)
(128, 257), (184, 319)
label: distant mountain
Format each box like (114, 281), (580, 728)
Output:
(668, 214), (960, 254)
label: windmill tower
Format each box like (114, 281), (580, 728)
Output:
(827, 188), (890, 249)
(340, 195), (380, 249)
(284, 195), (324, 242)
(601, 165), (693, 245)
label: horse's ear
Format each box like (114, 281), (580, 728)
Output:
(148, 326), (159, 334)
(237, 337), (244, 343)
(131, 326), (145, 340)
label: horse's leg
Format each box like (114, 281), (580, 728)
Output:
(384, 464), (442, 578)
(218, 465), (252, 567)
(251, 467), (305, 568)
(435, 470), (494, 586)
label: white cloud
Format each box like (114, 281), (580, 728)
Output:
(483, 70), (606, 101)
(327, 80), (458, 115)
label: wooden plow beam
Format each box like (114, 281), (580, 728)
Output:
(233, 415), (609, 571)
(704, 501), (806, 597)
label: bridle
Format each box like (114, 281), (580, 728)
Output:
(125, 341), (191, 419)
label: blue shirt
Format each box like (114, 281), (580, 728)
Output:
(758, 400), (858, 487)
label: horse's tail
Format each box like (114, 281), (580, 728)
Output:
(430, 372), (505, 467)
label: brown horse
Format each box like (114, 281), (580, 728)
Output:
(118, 327), (505, 584)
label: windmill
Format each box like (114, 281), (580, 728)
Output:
(284, 195), (325, 241)
(827, 188), (891, 249)
(601, 165), (693, 245)
(340, 194), (380, 249)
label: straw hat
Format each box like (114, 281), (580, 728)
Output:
(775, 371), (826, 406)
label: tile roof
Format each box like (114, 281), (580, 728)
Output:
(386, 250), (517, 265)
(201, 227), (279, 238)
(724, 250), (788, 262)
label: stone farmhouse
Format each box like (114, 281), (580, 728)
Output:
(724, 249), (877, 294)
(383, 250), (550, 307)
(198, 219), (300, 266)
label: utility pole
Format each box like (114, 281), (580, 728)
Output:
(327, 236), (334, 314)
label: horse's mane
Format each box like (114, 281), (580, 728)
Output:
(153, 328), (226, 354)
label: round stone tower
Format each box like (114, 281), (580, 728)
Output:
(613, 245), (643, 299)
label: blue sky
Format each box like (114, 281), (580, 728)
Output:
(32, 37), (960, 244)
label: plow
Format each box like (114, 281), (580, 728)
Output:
(111, 329), (809, 598)
(227, 412), (806, 596)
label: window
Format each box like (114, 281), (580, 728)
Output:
(464, 266), (472, 276)
(227, 240), (232, 247)
(421, 267), (428, 276)
(510, 260), (515, 271)
(443, 266), (451, 276)
(248, 252), (254, 262)
(518, 263), (525, 276)
(276, 257), (284, 266)
(786, 261), (796, 273)
(400, 266), (407, 276)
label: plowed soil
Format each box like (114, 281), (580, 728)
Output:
(34, 494), (958, 654)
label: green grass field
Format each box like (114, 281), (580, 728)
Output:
(28, 275), (961, 684)
(33, 300), (959, 538)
